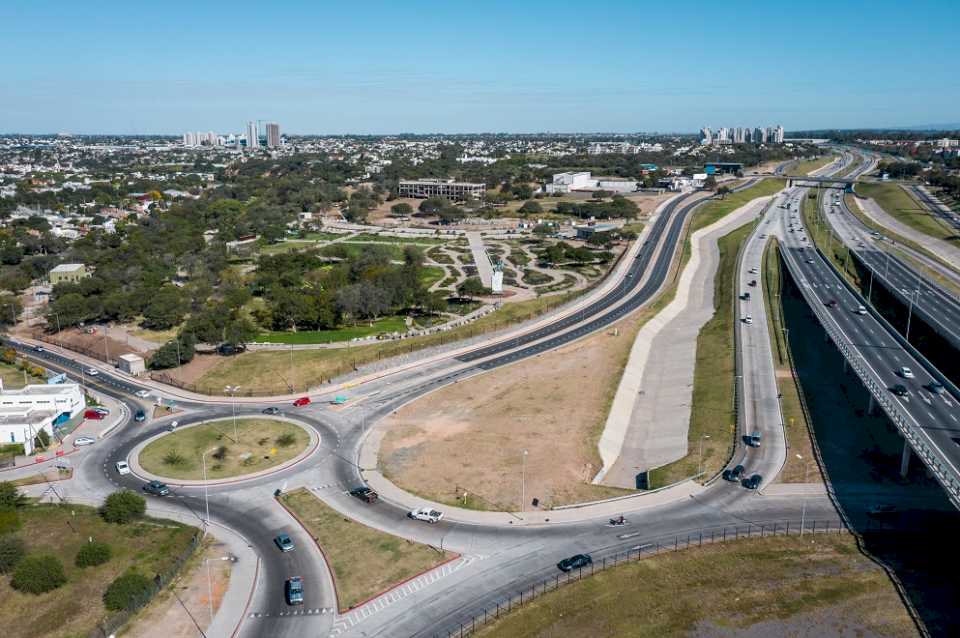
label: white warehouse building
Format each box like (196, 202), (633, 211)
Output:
(0, 382), (85, 455)
(545, 172), (637, 194)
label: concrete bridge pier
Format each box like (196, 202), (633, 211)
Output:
(900, 439), (912, 478)
(866, 394), (876, 416)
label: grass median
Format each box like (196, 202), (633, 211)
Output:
(280, 488), (452, 610)
(139, 418), (310, 480)
(858, 182), (956, 243)
(474, 535), (915, 638)
(0, 503), (197, 638)
(785, 154), (836, 177)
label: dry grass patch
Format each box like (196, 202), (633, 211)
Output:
(280, 488), (451, 610)
(476, 535), (916, 638)
(139, 418), (309, 480)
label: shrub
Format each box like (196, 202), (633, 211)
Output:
(10, 554), (67, 594)
(275, 433), (297, 448)
(33, 429), (51, 451)
(75, 541), (112, 567)
(0, 509), (20, 534)
(211, 445), (228, 461)
(162, 449), (186, 466)
(103, 572), (153, 611)
(101, 490), (146, 524)
(0, 481), (26, 509)
(0, 535), (26, 574)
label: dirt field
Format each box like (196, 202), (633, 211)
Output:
(127, 540), (232, 638)
(379, 311), (660, 510)
(35, 326), (142, 361)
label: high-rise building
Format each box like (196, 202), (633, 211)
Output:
(265, 122), (281, 148)
(754, 127), (766, 144)
(717, 127), (728, 144)
(774, 125), (785, 144)
(699, 127), (712, 145)
(246, 121), (259, 148)
(183, 131), (197, 147)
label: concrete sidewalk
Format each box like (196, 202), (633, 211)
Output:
(596, 195), (776, 488)
(466, 231), (494, 288)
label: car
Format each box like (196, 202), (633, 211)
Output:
(262, 406), (281, 415)
(167, 420), (179, 432)
(926, 381), (946, 395)
(84, 409), (105, 420)
(746, 431), (761, 447)
(274, 533), (295, 552)
(134, 390), (150, 399)
(557, 554), (593, 572)
(805, 258), (814, 264)
(891, 384), (909, 397)
(825, 299), (838, 308)
(32, 346), (44, 353)
(740, 292), (751, 301)
(854, 305), (867, 315)
(749, 267), (758, 274)
(86, 368), (99, 376)
(293, 397), (311, 407)
(92, 407), (109, 416)
(73, 436), (96, 447)
(349, 486), (379, 503)
(143, 480), (170, 496)
(742, 316), (753, 325)
(408, 507), (443, 524)
(134, 409), (146, 422)
(285, 576), (304, 606)
(742, 474), (762, 490)
(722, 464), (745, 482)
(748, 279), (757, 287)
(898, 366), (914, 379)
(759, 234), (766, 239)
(115, 461), (130, 475)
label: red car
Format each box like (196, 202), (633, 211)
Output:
(293, 397), (311, 407)
(84, 409), (105, 420)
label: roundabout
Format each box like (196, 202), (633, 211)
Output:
(134, 416), (319, 484)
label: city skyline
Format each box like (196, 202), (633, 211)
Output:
(2, 1), (957, 134)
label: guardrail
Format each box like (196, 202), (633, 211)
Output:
(430, 518), (850, 638)
(780, 243), (960, 510)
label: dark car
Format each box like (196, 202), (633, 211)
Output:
(274, 533), (295, 552)
(285, 576), (304, 605)
(742, 474), (762, 490)
(748, 279), (757, 287)
(926, 381), (946, 395)
(723, 464), (745, 482)
(143, 480), (170, 496)
(891, 384), (909, 397)
(262, 406), (281, 415)
(134, 409), (146, 422)
(349, 486), (379, 503)
(825, 299), (838, 308)
(557, 554), (593, 572)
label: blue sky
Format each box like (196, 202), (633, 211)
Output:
(2, 0), (957, 134)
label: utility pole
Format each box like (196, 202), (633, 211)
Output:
(520, 449), (528, 514)
(905, 289), (919, 342)
(797, 453), (808, 535)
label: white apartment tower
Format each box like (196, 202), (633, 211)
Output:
(246, 121), (259, 148)
(265, 122), (281, 148)
(699, 127), (713, 145)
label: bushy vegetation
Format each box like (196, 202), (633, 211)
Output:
(100, 490), (146, 524)
(0, 535), (26, 574)
(75, 541), (112, 568)
(103, 571), (153, 611)
(10, 554), (68, 594)
(554, 196), (640, 220)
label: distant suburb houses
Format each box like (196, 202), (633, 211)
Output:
(49, 263), (91, 286)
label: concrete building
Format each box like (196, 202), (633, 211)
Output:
(246, 121), (259, 148)
(117, 353), (145, 376)
(397, 178), (486, 201)
(49, 263), (90, 285)
(0, 382), (85, 455)
(596, 178), (638, 193)
(266, 122), (281, 148)
(699, 127), (713, 145)
(754, 127), (766, 144)
(774, 125), (785, 144)
(575, 222), (619, 240)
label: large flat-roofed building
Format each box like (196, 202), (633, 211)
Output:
(397, 178), (486, 201)
(0, 382), (85, 454)
(49, 263), (90, 286)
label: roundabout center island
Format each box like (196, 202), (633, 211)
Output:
(138, 417), (314, 481)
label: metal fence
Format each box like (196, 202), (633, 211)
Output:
(88, 532), (202, 638)
(432, 518), (850, 638)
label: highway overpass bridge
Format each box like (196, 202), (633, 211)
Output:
(786, 175), (858, 191)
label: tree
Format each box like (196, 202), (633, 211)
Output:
(141, 286), (187, 330)
(0, 535), (25, 574)
(101, 490), (146, 524)
(457, 277), (487, 299)
(103, 571), (153, 611)
(33, 429), (50, 451)
(10, 554), (67, 594)
(75, 541), (112, 568)
(518, 200), (542, 215)
(148, 334), (195, 370)
(418, 197), (446, 215)
(390, 202), (413, 217)
(704, 175), (718, 191)
(717, 185), (732, 200)
(0, 481), (26, 509)
(223, 317), (258, 347)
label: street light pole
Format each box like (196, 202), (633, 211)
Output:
(797, 453), (808, 536)
(224, 386), (241, 441)
(905, 289), (919, 342)
(698, 434), (711, 479)
(520, 449), (528, 514)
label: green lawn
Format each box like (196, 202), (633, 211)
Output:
(858, 182), (957, 243)
(350, 233), (451, 245)
(257, 316), (408, 344)
(280, 488), (452, 610)
(0, 503), (197, 638)
(692, 179), (785, 233)
(649, 220), (755, 487)
(0, 360), (27, 389)
(419, 265), (446, 288)
(475, 535), (915, 638)
(138, 418), (310, 480)
(785, 155), (836, 177)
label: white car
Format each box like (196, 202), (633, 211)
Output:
(898, 367), (915, 379)
(749, 267), (758, 274)
(135, 390), (150, 399)
(115, 461), (130, 475)
(408, 507), (444, 524)
(86, 368), (99, 376)
(743, 316), (753, 325)
(73, 436), (96, 447)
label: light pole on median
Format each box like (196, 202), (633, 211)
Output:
(698, 434), (711, 480)
(796, 453), (808, 536)
(224, 385), (241, 442)
(520, 449), (528, 514)
(200, 445), (217, 626)
(905, 289), (919, 343)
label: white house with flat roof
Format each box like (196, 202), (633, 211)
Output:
(0, 382), (85, 454)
